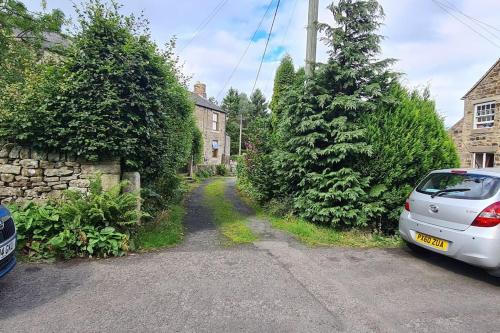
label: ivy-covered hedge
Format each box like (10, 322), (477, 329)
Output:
(0, 1), (199, 213)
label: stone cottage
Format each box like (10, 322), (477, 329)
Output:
(449, 58), (500, 168)
(190, 82), (230, 165)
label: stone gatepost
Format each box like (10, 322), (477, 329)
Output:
(80, 160), (121, 191)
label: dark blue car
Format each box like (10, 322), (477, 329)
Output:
(0, 205), (16, 278)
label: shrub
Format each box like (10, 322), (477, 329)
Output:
(360, 84), (459, 232)
(10, 177), (139, 259)
(216, 164), (228, 176)
(195, 167), (215, 179)
(237, 116), (278, 203)
(265, 197), (294, 217)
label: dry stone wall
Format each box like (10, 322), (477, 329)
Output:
(0, 143), (121, 204)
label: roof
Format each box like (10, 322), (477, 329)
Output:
(42, 31), (70, 49)
(12, 28), (70, 49)
(462, 58), (500, 99)
(189, 92), (225, 113)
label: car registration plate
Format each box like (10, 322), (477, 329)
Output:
(415, 232), (448, 251)
(0, 238), (16, 261)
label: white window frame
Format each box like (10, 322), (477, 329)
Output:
(212, 140), (219, 158)
(473, 152), (495, 168)
(212, 112), (219, 131)
(473, 101), (496, 129)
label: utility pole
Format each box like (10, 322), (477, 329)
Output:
(238, 113), (243, 155)
(305, 0), (319, 77)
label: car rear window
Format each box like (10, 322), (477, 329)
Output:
(416, 172), (500, 200)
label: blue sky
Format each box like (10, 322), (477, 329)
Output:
(25, 0), (500, 126)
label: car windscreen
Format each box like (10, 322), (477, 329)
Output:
(416, 172), (500, 200)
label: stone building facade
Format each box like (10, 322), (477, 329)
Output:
(449, 59), (500, 168)
(190, 82), (230, 165)
(0, 143), (122, 204)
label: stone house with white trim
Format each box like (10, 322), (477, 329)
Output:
(190, 82), (230, 165)
(449, 59), (500, 168)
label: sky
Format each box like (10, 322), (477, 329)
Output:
(25, 0), (500, 127)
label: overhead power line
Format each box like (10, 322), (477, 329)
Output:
(216, 0), (275, 100)
(180, 0), (228, 53)
(262, 0), (299, 97)
(439, 0), (500, 35)
(431, 0), (500, 49)
(251, 0), (281, 95)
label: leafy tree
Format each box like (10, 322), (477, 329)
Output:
(270, 54), (295, 123)
(276, 0), (397, 227)
(162, 36), (191, 88)
(237, 116), (277, 202)
(0, 0), (64, 88)
(360, 84), (459, 232)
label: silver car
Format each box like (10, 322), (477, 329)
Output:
(399, 168), (500, 277)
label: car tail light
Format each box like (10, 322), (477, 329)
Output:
(404, 199), (410, 212)
(472, 202), (500, 227)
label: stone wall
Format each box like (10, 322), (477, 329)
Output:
(0, 143), (121, 204)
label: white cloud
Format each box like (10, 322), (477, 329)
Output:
(26, 0), (500, 126)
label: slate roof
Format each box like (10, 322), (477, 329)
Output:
(190, 92), (225, 113)
(42, 31), (70, 49)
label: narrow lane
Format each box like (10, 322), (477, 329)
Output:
(0, 177), (499, 332)
(175, 179), (222, 251)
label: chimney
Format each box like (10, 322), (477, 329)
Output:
(194, 82), (207, 99)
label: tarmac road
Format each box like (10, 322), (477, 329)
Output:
(1, 178), (499, 332)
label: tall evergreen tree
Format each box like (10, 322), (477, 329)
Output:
(270, 55), (295, 126)
(277, 0), (397, 227)
(249, 89), (268, 118)
(221, 88), (240, 119)
(222, 88), (244, 155)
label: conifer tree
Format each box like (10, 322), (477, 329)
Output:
(270, 54), (295, 120)
(360, 84), (459, 231)
(277, 0), (397, 227)
(249, 89), (268, 118)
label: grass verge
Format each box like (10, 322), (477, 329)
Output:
(133, 204), (185, 251)
(239, 189), (402, 248)
(204, 178), (257, 245)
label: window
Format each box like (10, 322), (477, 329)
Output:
(474, 102), (496, 129)
(473, 153), (494, 168)
(416, 172), (500, 200)
(212, 112), (219, 131)
(212, 140), (219, 158)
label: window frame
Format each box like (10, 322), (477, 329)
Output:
(212, 112), (219, 131)
(473, 152), (495, 168)
(212, 140), (219, 158)
(473, 101), (496, 129)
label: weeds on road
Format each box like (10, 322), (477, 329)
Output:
(204, 179), (257, 245)
(133, 204), (185, 250)
(239, 189), (402, 249)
